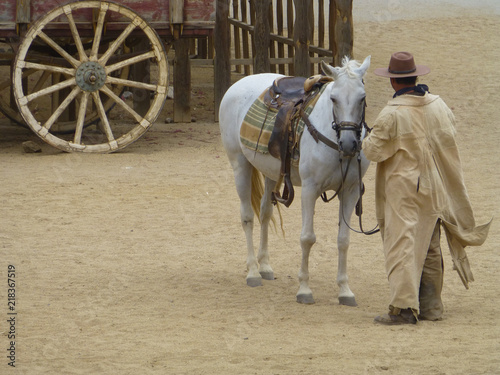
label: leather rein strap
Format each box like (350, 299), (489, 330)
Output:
(299, 107), (379, 235)
(299, 108), (339, 151)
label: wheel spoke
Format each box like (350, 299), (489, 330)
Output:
(90, 4), (108, 60)
(106, 51), (155, 74)
(42, 85), (81, 131)
(22, 77), (76, 103)
(37, 31), (80, 68)
(106, 76), (157, 91)
(32, 71), (52, 92)
(99, 21), (138, 65)
(91, 91), (115, 141)
(100, 84), (144, 123)
(74, 91), (90, 144)
(23, 61), (75, 76)
(64, 6), (88, 62)
(19, 77), (76, 105)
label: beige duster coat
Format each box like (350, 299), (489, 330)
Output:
(362, 93), (491, 310)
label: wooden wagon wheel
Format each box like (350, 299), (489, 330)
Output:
(0, 46), (130, 133)
(12, 1), (168, 153)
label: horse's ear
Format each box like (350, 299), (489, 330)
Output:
(355, 55), (371, 78)
(321, 60), (340, 79)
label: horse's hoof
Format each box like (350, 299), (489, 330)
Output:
(259, 271), (274, 280)
(339, 296), (357, 307)
(246, 277), (263, 287)
(296, 294), (315, 304)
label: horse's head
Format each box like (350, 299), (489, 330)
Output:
(321, 56), (371, 157)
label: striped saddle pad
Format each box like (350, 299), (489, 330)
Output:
(240, 82), (329, 164)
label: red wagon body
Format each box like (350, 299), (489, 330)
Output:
(0, 0), (215, 153)
(0, 0), (215, 38)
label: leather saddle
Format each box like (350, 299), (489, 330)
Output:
(262, 75), (333, 207)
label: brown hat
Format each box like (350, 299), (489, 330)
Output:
(374, 52), (430, 78)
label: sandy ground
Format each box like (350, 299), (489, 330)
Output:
(1, 5), (499, 375)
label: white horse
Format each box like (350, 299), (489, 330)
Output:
(219, 56), (371, 305)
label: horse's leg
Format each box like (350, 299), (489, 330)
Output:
(296, 186), (317, 304)
(336, 186), (359, 306)
(232, 156), (262, 287)
(258, 177), (275, 280)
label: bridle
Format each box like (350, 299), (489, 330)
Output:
(300, 96), (379, 235)
(331, 97), (370, 155)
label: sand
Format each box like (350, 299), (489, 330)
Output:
(1, 4), (499, 375)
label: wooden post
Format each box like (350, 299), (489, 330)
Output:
(308, 0), (314, 75)
(169, 0), (184, 40)
(293, 0), (310, 77)
(254, 0), (271, 73)
(214, 0), (231, 122)
(331, 0), (353, 66)
(287, 0), (294, 76)
(173, 37), (191, 122)
(232, 0), (242, 73)
(276, 0), (285, 75)
(16, 0), (30, 24)
(241, 0), (251, 75)
(268, 2), (276, 73)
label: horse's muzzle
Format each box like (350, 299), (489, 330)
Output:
(339, 138), (361, 158)
(333, 120), (362, 158)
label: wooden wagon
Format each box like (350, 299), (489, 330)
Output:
(0, 0), (215, 153)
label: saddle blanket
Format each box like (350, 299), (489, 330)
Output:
(240, 82), (330, 163)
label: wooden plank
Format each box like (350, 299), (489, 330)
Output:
(276, 0), (285, 74)
(232, 0), (242, 73)
(228, 18), (293, 46)
(24, 1), (215, 37)
(214, 0), (231, 121)
(287, 0), (294, 75)
(240, 0), (251, 75)
(254, 0), (270, 73)
(197, 37), (208, 58)
(331, 0), (353, 66)
(268, 1), (276, 73)
(173, 37), (191, 122)
(28, 0), (215, 24)
(170, 57), (332, 67)
(16, 0), (30, 23)
(0, 2), (16, 25)
(318, 0), (325, 48)
(308, 0), (314, 75)
(293, 0), (310, 77)
(249, 0), (256, 59)
(169, 0), (184, 24)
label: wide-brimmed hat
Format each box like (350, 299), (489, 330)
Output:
(374, 52), (430, 78)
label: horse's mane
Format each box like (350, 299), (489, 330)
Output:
(339, 56), (365, 79)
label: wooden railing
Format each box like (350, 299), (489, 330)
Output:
(214, 0), (353, 120)
(227, 0), (353, 76)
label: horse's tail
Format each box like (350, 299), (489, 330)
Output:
(251, 167), (285, 236)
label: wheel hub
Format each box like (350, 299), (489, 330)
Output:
(76, 62), (107, 92)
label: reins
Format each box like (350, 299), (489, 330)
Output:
(300, 101), (379, 236)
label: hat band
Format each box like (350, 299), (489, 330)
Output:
(388, 67), (417, 74)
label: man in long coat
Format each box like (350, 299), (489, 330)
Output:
(362, 52), (491, 325)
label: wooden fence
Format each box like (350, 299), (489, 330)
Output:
(227, 0), (353, 76)
(214, 0), (353, 119)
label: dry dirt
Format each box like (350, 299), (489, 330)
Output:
(1, 9), (499, 375)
